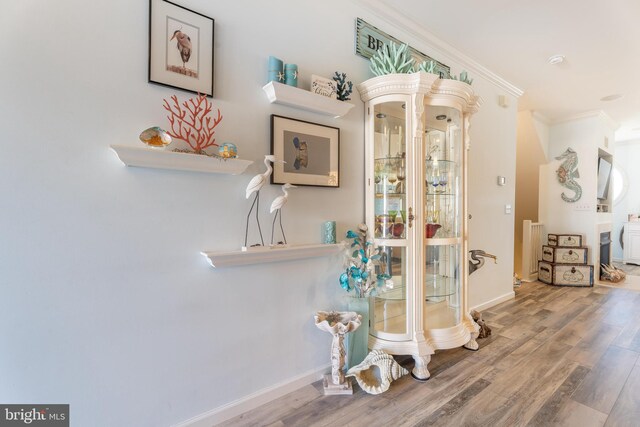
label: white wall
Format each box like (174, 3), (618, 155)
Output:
(538, 114), (615, 264)
(532, 114), (550, 161)
(612, 140), (640, 260)
(0, 1), (518, 425)
(514, 111), (548, 277)
(465, 79), (518, 308)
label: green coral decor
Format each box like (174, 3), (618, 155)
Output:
(332, 72), (353, 101)
(368, 41), (474, 85)
(448, 70), (474, 85)
(369, 42), (415, 76)
(417, 59), (437, 74)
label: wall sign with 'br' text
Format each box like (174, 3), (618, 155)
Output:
(355, 18), (450, 78)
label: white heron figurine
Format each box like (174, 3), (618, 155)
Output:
(244, 155), (277, 249)
(270, 183), (296, 246)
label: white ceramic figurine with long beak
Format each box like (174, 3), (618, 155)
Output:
(270, 183), (296, 246)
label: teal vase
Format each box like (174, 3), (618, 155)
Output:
(267, 56), (284, 84)
(346, 297), (370, 370)
(284, 63), (298, 86)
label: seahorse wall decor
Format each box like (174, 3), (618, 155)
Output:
(555, 148), (582, 203)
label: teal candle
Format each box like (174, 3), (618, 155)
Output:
(322, 221), (336, 244)
(268, 56), (284, 83)
(284, 63), (298, 87)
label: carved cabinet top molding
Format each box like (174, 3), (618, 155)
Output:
(357, 72), (482, 114)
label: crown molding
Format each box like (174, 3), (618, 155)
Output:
(531, 111), (551, 125)
(598, 111), (620, 131)
(550, 110), (619, 130)
(352, 0), (523, 98)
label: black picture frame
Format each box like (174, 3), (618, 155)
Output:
(148, 0), (214, 96)
(270, 115), (340, 188)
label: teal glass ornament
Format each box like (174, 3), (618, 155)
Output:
(339, 273), (350, 290)
(322, 221), (336, 244)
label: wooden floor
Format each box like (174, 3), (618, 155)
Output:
(614, 261), (640, 276)
(221, 282), (640, 427)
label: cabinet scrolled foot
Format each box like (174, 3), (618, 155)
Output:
(464, 339), (479, 351)
(411, 370), (430, 382)
(411, 354), (431, 381)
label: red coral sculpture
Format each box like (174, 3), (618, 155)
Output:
(163, 93), (223, 154)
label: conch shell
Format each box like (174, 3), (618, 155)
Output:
(345, 349), (409, 394)
(601, 263), (626, 283)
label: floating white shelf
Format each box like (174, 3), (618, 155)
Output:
(202, 243), (344, 268)
(262, 81), (355, 118)
(110, 145), (253, 175)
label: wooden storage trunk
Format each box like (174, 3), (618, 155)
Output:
(547, 234), (583, 247)
(541, 245), (588, 264)
(538, 261), (593, 287)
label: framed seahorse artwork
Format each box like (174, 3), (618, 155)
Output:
(555, 147), (582, 203)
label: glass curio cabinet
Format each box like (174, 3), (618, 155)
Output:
(357, 72), (481, 380)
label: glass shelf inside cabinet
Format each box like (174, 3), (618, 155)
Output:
(374, 285), (407, 300)
(424, 275), (457, 298)
(373, 246), (406, 301)
(425, 158), (460, 240)
(374, 157), (406, 194)
(374, 156), (407, 239)
(373, 292), (407, 334)
(371, 245), (407, 336)
(424, 244), (459, 300)
(425, 159), (457, 195)
(425, 193), (455, 197)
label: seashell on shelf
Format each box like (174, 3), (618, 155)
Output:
(345, 349), (409, 394)
(139, 126), (172, 148)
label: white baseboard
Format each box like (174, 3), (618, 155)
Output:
(471, 291), (515, 312)
(172, 364), (330, 427)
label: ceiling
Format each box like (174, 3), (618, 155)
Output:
(377, 0), (640, 141)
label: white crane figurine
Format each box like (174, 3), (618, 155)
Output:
(244, 155), (277, 250)
(270, 183), (296, 246)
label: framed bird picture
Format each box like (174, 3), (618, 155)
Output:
(149, 0), (214, 96)
(270, 115), (340, 188)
